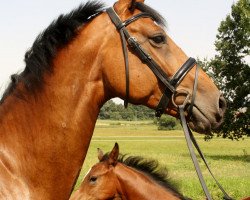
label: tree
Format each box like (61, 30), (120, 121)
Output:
(207, 0), (250, 139)
(98, 100), (155, 120)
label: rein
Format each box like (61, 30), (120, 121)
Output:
(178, 102), (233, 200)
(106, 7), (232, 200)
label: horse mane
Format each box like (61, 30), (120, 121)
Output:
(0, 1), (105, 104)
(101, 153), (190, 200)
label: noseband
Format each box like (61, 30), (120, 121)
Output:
(107, 7), (232, 200)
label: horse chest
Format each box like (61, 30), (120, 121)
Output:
(0, 162), (30, 200)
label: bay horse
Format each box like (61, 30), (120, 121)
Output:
(70, 143), (190, 200)
(0, 0), (226, 199)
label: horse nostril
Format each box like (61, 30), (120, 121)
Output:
(215, 95), (226, 124)
(219, 94), (227, 115)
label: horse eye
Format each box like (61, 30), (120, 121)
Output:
(150, 35), (166, 44)
(89, 176), (97, 183)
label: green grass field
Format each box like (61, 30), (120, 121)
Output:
(73, 120), (250, 200)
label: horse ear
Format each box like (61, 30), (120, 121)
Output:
(97, 148), (104, 161)
(114, 0), (145, 13)
(108, 143), (119, 166)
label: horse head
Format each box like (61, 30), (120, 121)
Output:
(98, 0), (226, 133)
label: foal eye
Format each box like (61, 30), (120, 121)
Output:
(150, 35), (166, 44)
(89, 176), (98, 183)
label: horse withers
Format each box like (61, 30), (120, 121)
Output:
(70, 143), (190, 200)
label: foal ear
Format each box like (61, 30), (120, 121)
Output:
(108, 143), (119, 166)
(97, 148), (104, 161)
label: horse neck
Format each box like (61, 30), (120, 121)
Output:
(0, 24), (106, 199)
(115, 163), (181, 200)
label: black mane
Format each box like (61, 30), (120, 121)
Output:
(101, 153), (190, 200)
(0, 1), (105, 104)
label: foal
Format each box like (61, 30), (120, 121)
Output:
(70, 143), (190, 200)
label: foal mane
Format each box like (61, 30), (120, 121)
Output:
(101, 153), (189, 200)
(0, 1), (105, 104)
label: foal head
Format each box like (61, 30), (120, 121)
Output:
(70, 144), (123, 200)
(70, 143), (189, 200)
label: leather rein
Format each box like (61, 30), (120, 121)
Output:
(106, 7), (232, 200)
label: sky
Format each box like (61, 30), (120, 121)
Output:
(0, 0), (235, 96)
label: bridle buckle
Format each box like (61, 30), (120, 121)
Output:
(127, 36), (137, 46)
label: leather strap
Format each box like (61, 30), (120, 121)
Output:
(107, 8), (154, 107)
(170, 58), (196, 87)
(179, 105), (213, 200)
(155, 88), (172, 117)
(188, 127), (233, 200)
(188, 64), (199, 118)
(120, 28), (130, 108)
(107, 8), (131, 107)
(127, 36), (175, 92)
(179, 106), (233, 200)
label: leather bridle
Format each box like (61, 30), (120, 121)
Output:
(106, 7), (196, 115)
(106, 7), (232, 200)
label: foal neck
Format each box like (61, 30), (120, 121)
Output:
(115, 163), (182, 200)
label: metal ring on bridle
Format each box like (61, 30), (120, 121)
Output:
(171, 90), (191, 109)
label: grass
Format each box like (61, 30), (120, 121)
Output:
(73, 120), (250, 200)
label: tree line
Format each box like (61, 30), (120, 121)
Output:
(98, 100), (181, 130)
(98, 100), (155, 120)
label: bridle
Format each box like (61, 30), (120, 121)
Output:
(106, 7), (232, 200)
(106, 7), (197, 116)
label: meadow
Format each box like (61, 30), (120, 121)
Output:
(73, 120), (250, 200)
